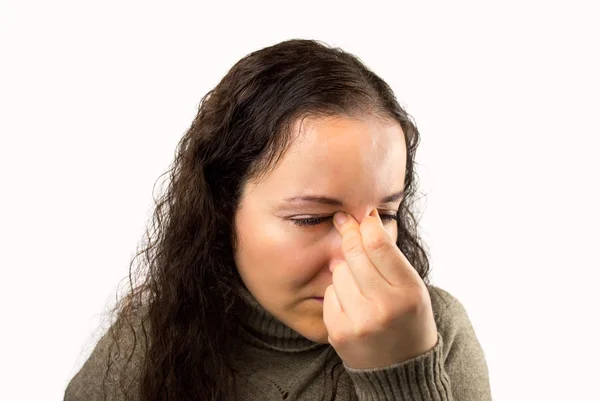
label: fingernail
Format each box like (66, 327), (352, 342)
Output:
(334, 212), (348, 226)
(329, 259), (344, 273)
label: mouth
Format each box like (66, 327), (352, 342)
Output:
(312, 297), (324, 302)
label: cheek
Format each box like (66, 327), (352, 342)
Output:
(281, 245), (325, 287)
(236, 217), (318, 288)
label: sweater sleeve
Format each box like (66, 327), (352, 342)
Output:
(63, 312), (146, 401)
(343, 286), (492, 401)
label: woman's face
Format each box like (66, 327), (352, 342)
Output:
(233, 115), (407, 344)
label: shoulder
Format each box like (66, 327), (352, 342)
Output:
(425, 284), (479, 360)
(427, 284), (463, 316)
(64, 306), (149, 401)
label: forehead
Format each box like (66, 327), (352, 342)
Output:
(253, 115), (407, 203)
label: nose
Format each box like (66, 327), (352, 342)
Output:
(328, 258), (344, 273)
(327, 207), (376, 272)
(348, 207), (377, 225)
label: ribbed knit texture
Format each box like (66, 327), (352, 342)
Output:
(234, 282), (321, 352)
(64, 284), (492, 400)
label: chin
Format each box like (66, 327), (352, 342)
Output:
(311, 335), (330, 345)
(295, 321), (330, 344)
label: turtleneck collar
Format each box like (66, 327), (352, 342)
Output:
(233, 282), (327, 353)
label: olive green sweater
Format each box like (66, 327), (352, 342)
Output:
(64, 284), (491, 400)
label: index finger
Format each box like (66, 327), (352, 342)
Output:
(333, 211), (386, 296)
(360, 208), (417, 286)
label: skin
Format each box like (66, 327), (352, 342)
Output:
(233, 114), (408, 345)
(324, 208), (438, 368)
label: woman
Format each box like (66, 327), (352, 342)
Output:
(64, 39), (491, 401)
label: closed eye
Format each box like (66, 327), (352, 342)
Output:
(292, 213), (398, 227)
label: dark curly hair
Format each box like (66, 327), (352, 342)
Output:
(100, 38), (433, 401)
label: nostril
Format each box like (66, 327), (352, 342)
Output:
(329, 259), (344, 273)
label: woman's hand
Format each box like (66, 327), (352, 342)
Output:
(323, 208), (438, 369)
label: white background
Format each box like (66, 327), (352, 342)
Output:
(1, 1), (599, 400)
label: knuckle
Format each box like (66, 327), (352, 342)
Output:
(375, 303), (397, 326)
(399, 288), (430, 315)
(352, 320), (375, 339)
(342, 233), (363, 258)
(363, 232), (390, 253)
(352, 325), (369, 339)
(328, 329), (349, 346)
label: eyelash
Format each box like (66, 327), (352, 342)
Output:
(292, 214), (399, 227)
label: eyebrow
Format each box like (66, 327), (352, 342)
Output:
(283, 190), (405, 206)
